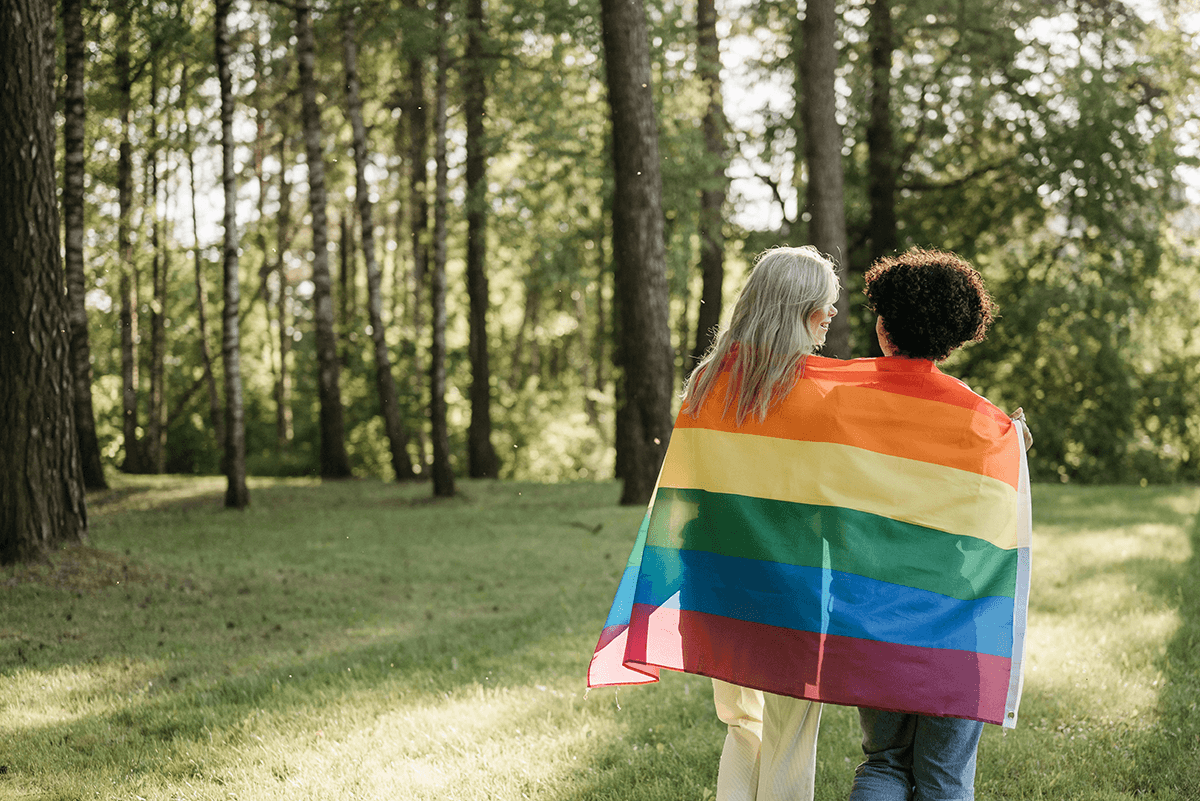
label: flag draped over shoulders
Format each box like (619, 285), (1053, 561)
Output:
(587, 355), (1032, 729)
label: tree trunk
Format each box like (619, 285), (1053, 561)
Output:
(463, 0), (498, 478)
(62, 0), (106, 489)
(691, 0), (727, 372)
(1, 0), (89, 562)
(297, 0), (352, 478)
(180, 63), (225, 455)
(429, 0), (455, 497)
(216, 0), (249, 507)
(339, 211), (353, 365)
(116, 4), (145, 474)
(594, 201), (609, 398)
(402, 0), (430, 473)
(799, 0), (851, 358)
(146, 62), (166, 473)
(342, 8), (415, 481)
(864, 0), (896, 357)
(599, 0), (675, 505)
(275, 126), (295, 447)
(253, 26), (280, 404)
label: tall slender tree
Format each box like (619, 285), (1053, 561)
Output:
(401, 0), (431, 471)
(690, 0), (727, 372)
(342, 7), (415, 481)
(339, 212), (354, 365)
(862, 0), (896, 357)
(463, 0), (498, 478)
(1, 0), (89, 562)
(274, 125), (295, 447)
(216, 0), (249, 507)
(115, 0), (146, 473)
(297, 0), (352, 478)
(184, 62), (225, 453)
(799, 0), (851, 357)
(145, 60), (167, 472)
(429, 0), (455, 497)
(599, 0), (675, 505)
(62, 0), (107, 489)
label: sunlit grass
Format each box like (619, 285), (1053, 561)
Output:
(2, 478), (1198, 800)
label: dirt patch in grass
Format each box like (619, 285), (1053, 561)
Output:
(2, 545), (164, 593)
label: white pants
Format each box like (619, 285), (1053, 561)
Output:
(713, 679), (823, 801)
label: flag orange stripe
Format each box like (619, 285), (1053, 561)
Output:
(677, 359), (1020, 489)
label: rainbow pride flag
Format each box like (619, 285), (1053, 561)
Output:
(587, 355), (1032, 728)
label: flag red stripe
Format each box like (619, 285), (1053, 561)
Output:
(619, 604), (1012, 725)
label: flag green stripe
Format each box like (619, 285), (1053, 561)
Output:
(646, 487), (1018, 601)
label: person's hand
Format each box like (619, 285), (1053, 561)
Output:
(1010, 407), (1033, 451)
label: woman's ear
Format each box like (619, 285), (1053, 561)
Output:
(875, 316), (896, 356)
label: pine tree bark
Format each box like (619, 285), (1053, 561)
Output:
(62, 0), (107, 489)
(799, 0), (851, 358)
(599, 0), (675, 505)
(342, 8), (415, 481)
(297, 0), (352, 478)
(865, 0), (896, 357)
(429, 0), (455, 497)
(691, 0), (727, 372)
(1, 0), (89, 563)
(216, 0), (249, 507)
(464, 0), (498, 478)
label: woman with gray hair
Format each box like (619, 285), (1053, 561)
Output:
(681, 245), (841, 801)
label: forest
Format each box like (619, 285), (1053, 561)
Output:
(3, 0), (1200, 547)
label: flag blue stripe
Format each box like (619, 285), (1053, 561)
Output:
(633, 545), (1015, 657)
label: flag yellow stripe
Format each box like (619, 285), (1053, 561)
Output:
(660, 427), (1019, 549)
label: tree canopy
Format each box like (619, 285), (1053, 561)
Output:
(44, 0), (1200, 496)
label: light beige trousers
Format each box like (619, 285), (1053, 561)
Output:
(713, 679), (823, 801)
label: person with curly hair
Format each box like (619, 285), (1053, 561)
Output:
(864, 247), (996, 363)
(849, 247), (1026, 801)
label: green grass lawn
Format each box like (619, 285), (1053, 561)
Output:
(2, 477), (1198, 800)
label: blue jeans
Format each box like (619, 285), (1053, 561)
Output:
(847, 708), (984, 801)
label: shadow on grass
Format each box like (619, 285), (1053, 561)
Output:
(1030, 484), (1197, 531)
(1128, 501), (1200, 799)
(1, 478), (664, 797)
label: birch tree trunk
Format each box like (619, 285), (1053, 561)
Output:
(297, 0), (352, 478)
(429, 0), (455, 497)
(800, 0), (851, 357)
(116, 3), (145, 473)
(343, 8), (415, 480)
(62, 0), (107, 489)
(180, 63), (225, 454)
(599, 0), (675, 505)
(1, 0), (89, 562)
(216, 0), (249, 507)
(274, 126), (295, 447)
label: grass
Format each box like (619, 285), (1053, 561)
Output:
(1, 477), (1198, 800)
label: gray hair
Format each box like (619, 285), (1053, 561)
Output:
(682, 245), (840, 425)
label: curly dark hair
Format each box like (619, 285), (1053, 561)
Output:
(864, 248), (996, 361)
